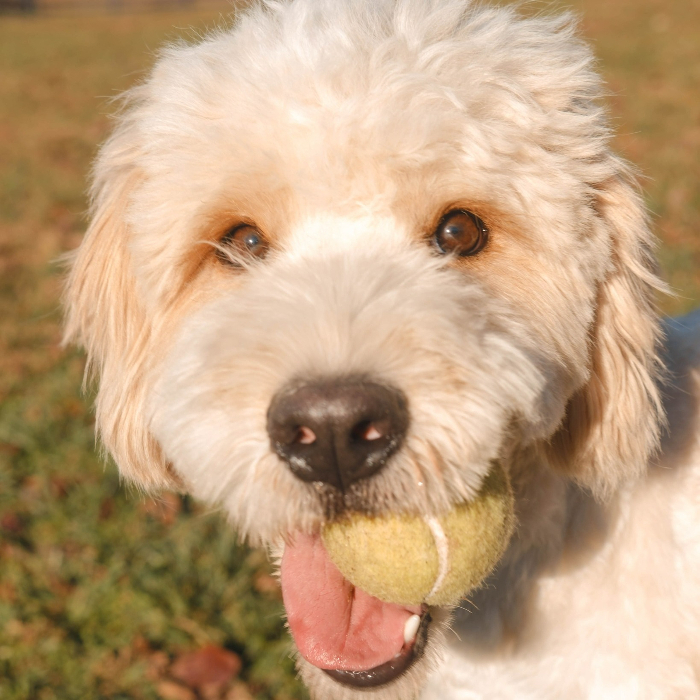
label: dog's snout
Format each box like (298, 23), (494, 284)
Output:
(267, 378), (409, 490)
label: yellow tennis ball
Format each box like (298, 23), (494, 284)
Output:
(321, 464), (514, 607)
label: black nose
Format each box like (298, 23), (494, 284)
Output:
(267, 378), (409, 490)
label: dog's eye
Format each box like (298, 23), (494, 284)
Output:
(218, 224), (269, 264)
(433, 210), (488, 257)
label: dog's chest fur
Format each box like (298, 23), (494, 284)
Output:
(426, 311), (700, 699)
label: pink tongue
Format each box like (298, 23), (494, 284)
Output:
(281, 533), (421, 671)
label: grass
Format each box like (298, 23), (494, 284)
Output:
(573, 0), (700, 310)
(0, 1), (698, 699)
(0, 9), (308, 700)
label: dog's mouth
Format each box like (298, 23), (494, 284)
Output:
(323, 612), (431, 688)
(281, 533), (431, 688)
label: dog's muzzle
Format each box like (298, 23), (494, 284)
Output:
(267, 377), (409, 490)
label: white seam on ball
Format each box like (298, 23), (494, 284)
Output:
(426, 516), (449, 600)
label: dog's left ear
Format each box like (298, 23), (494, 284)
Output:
(543, 171), (665, 499)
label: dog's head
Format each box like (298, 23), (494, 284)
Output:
(64, 0), (664, 697)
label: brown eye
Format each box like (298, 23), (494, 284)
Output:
(433, 209), (488, 257)
(218, 224), (268, 265)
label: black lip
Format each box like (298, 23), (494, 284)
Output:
(322, 611), (431, 689)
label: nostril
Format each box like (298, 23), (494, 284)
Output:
(352, 419), (389, 442)
(295, 425), (317, 445)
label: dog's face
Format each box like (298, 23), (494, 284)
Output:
(64, 1), (663, 697)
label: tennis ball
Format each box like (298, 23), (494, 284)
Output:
(321, 463), (514, 607)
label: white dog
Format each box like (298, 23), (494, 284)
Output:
(64, 0), (700, 698)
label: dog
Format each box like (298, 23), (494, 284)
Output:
(63, 0), (700, 698)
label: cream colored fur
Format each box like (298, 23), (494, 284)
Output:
(63, 1), (700, 698)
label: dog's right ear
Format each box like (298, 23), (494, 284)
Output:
(63, 133), (181, 492)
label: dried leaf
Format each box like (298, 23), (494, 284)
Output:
(224, 682), (256, 700)
(156, 681), (197, 700)
(140, 492), (182, 525)
(171, 645), (242, 689)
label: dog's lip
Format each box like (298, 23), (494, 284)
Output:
(322, 610), (431, 689)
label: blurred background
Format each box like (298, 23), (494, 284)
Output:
(0, 0), (698, 698)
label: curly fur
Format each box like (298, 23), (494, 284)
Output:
(63, 1), (700, 698)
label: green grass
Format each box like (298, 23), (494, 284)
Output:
(0, 2), (698, 699)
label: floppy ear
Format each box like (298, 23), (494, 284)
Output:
(543, 171), (666, 499)
(63, 133), (181, 492)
